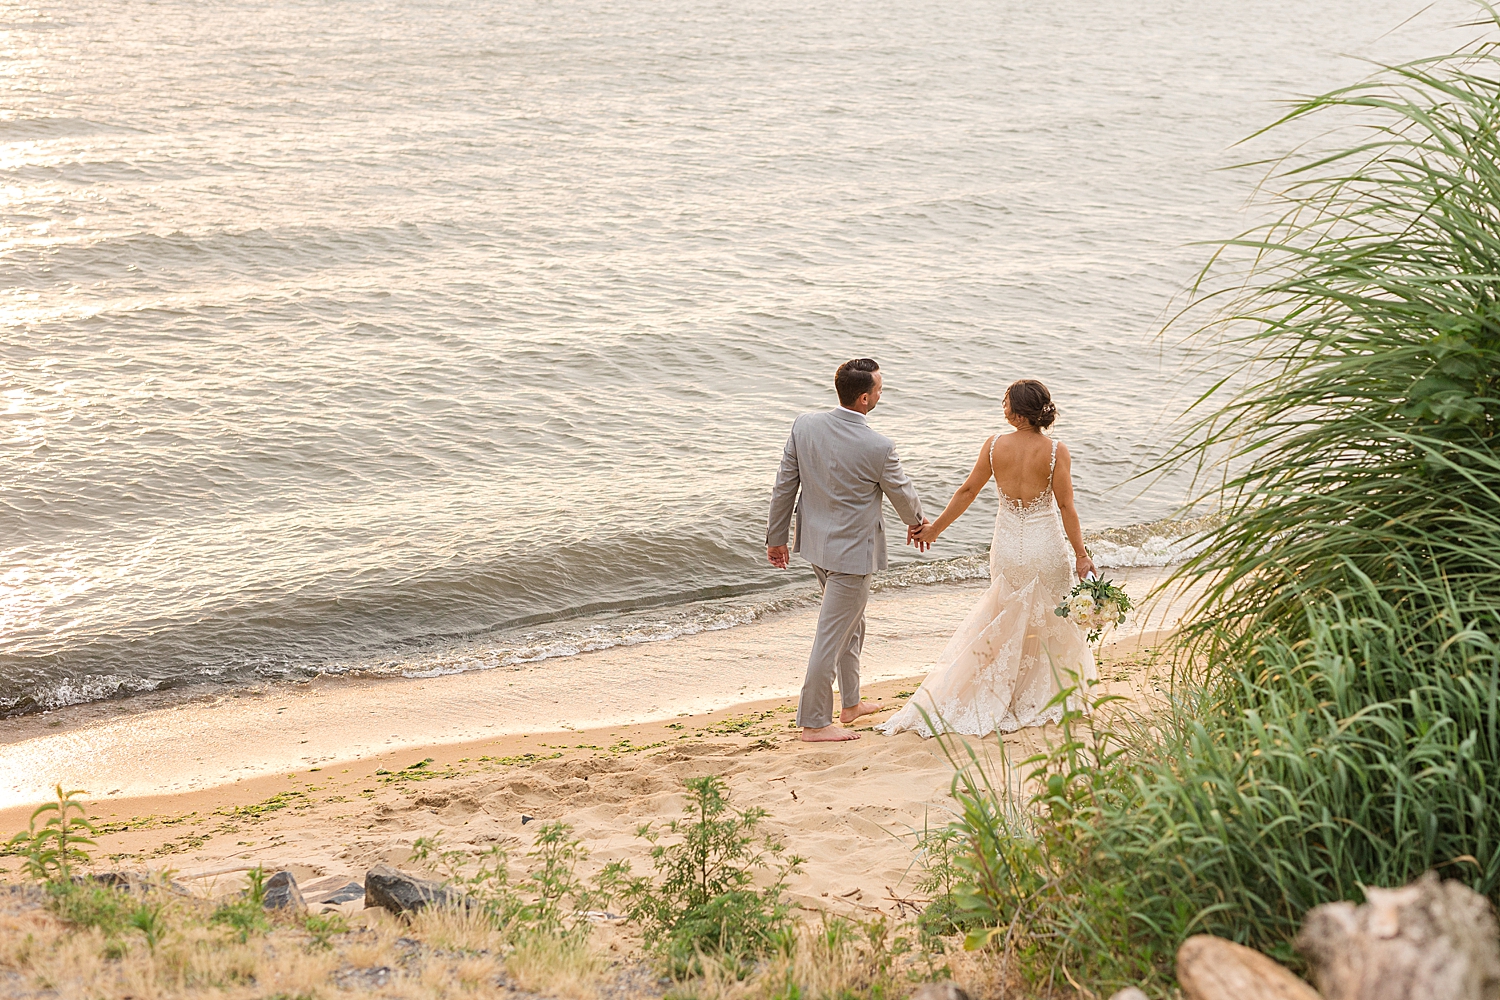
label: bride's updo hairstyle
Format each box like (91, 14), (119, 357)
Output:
(1005, 379), (1057, 429)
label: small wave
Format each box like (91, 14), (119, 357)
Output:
(1087, 515), (1218, 568)
(2, 673), (166, 715)
(873, 554), (991, 591)
(376, 589), (817, 680)
(379, 515), (1213, 677)
(8, 515), (1215, 717)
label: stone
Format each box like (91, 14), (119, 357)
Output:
(1108, 990), (1150, 1000)
(302, 876), (366, 907)
(1176, 934), (1320, 1000)
(363, 863), (461, 915)
(84, 871), (190, 896)
(1296, 871), (1500, 1000)
(909, 983), (971, 1000)
(262, 870), (307, 913)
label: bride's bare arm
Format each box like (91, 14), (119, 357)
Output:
(915, 438), (994, 543)
(1052, 444), (1097, 578)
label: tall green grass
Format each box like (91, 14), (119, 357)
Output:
(944, 18), (1500, 995)
(1172, 18), (1500, 663)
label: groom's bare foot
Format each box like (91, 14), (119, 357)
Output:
(800, 725), (860, 742)
(839, 701), (883, 725)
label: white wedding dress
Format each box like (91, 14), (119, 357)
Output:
(878, 437), (1096, 738)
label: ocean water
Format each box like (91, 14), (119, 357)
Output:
(0, 0), (1467, 716)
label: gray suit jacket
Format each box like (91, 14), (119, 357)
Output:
(765, 408), (924, 576)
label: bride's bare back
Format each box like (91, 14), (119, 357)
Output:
(990, 429), (1058, 507)
(911, 379), (1096, 581)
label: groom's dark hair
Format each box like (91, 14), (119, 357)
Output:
(835, 358), (880, 406)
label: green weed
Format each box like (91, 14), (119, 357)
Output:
(302, 911), (349, 949)
(6, 786), (96, 882)
(213, 791), (308, 821)
(48, 882), (131, 935)
(210, 866), (270, 942)
(127, 901), (167, 951)
(612, 775), (804, 976)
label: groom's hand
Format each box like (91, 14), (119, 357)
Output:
(767, 544), (790, 569)
(907, 519), (932, 551)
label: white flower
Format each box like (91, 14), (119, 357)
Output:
(1068, 594), (1096, 618)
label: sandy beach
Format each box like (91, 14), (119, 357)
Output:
(0, 569), (1185, 920)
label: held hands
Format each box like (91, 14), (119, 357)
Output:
(908, 518), (936, 551)
(767, 544), (790, 569)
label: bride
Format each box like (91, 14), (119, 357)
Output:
(878, 379), (1098, 738)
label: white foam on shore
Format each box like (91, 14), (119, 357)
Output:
(9, 517), (1213, 718)
(378, 516), (1210, 681)
(0, 565), (1186, 812)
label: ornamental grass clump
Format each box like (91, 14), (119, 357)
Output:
(943, 17), (1500, 996)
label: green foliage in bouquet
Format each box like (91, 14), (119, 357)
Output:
(1054, 577), (1133, 642)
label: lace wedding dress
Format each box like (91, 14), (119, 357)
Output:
(878, 438), (1096, 738)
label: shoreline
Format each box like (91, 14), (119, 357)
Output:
(0, 567), (1189, 817)
(3, 519), (1208, 725)
(0, 624), (1171, 922)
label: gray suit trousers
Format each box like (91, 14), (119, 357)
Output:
(797, 565), (872, 729)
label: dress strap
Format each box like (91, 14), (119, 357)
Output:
(989, 433), (1000, 472)
(1046, 439), (1058, 489)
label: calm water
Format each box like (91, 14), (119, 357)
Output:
(0, 0), (1465, 715)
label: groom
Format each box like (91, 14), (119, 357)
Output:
(766, 359), (928, 742)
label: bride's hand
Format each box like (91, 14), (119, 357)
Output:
(913, 520), (940, 547)
(1075, 554), (1097, 580)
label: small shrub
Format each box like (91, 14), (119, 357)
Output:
(911, 819), (977, 945)
(6, 786), (95, 882)
(414, 822), (606, 941)
(126, 901), (167, 951)
(302, 911), (349, 949)
(614, 775), (803, 976)
(517, 821), (595, 939)
(46, 881), (131, 935)
(210, 866), (270, 942)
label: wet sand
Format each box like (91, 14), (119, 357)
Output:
(0, 567), (1188, 814)
(0, 635), (1173, 920)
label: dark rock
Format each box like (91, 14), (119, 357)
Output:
(304, 878), (365, 906)
(90, 872), (146, 891)
(363, 863), (462, 915)
(335, 965), (394, 990)
(84, 872), (191, 896)
(263, 870), (307, 912)
(521, 814), (534, 825)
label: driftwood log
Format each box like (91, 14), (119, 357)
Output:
(1295, 871), (1500, 1000)
(1176, 934), (1321, 1000)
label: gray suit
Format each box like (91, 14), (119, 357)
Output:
(766, 408), (924, 728)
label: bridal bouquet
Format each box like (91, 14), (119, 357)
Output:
(1055, 576), (1133, 643)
